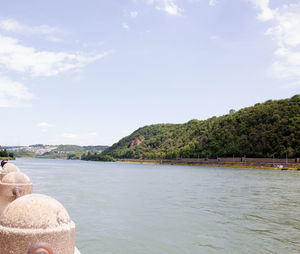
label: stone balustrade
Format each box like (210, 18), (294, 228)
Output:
(0, 160), (81, 254)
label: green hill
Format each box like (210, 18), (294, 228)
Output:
(87, 95), (300, 161)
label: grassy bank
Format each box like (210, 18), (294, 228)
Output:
(0, 157), (15, 161)
(117, 159), (300, 171)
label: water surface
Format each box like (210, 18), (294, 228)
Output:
(15, 158), (300, 253)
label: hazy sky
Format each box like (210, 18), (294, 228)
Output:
(0, 0), (299, 146)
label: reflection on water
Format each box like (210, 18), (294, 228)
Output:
(15, 158), (300, 254)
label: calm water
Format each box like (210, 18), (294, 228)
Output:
(14, 158), (300, 254)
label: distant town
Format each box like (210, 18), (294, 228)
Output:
(3, 144), (59, 155)
(0, 144), (108, 160)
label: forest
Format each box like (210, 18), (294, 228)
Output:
(82, 95), (300, 161)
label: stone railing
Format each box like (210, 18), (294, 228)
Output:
(0, 160), (81, 254)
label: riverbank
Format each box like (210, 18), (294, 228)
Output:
(117, 158), (300, 171)
(0, 157), (15, 161)
(15, 156), (300, 171)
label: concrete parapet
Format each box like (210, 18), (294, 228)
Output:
(0, 194), (76, 254)
(0, 161), (81, 253)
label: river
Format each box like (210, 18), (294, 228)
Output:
(14, 158), (300, 253)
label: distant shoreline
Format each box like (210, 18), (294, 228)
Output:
(0, 157), (15, 161)
(116, 159), (300, 171)
(13, 157), (300, 171)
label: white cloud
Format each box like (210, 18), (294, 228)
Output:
(0, 18), (62, 41)
(122, 23), (129, 30)
(0, 35), (110, 77)
(249, 0), (275, 21)
(0, 76), (33, 107)
(130, 11), (139, 17)
(209, 0), (217, 7)
(282, 80), (300, 88)
(37, 122), (54, 128)
(209, 35), (219, 40)
(147, 0), (183, 16)
(283, 3), (300, 9)
(250, 1), (300, 85)
(62, 133), (78, 139)
(87, 132), (98, 137)
(266, 11), (300, 48)
(61, 132), (99, 144)
(0, 19), (111, 108)
(62, 132), (98, 139)
(0, 18), (59, 34)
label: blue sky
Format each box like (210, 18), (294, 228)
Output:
(0, 0), (299, 146)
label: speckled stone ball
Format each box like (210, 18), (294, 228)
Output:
(2, 163), (20, 174)
(0, 194), (75, 254)
(1, 172), (31, 184)
(0, 172), (33, 216)
(0, 171), (33, 197)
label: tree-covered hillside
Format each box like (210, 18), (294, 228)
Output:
(98, 95), (300, 160)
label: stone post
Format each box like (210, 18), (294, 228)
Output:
(0, 194), (77, 254)
(0, 162), (20, 180)
(0, 172), (33, 215)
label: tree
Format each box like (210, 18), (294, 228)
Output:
(229, 109), (236, 115)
